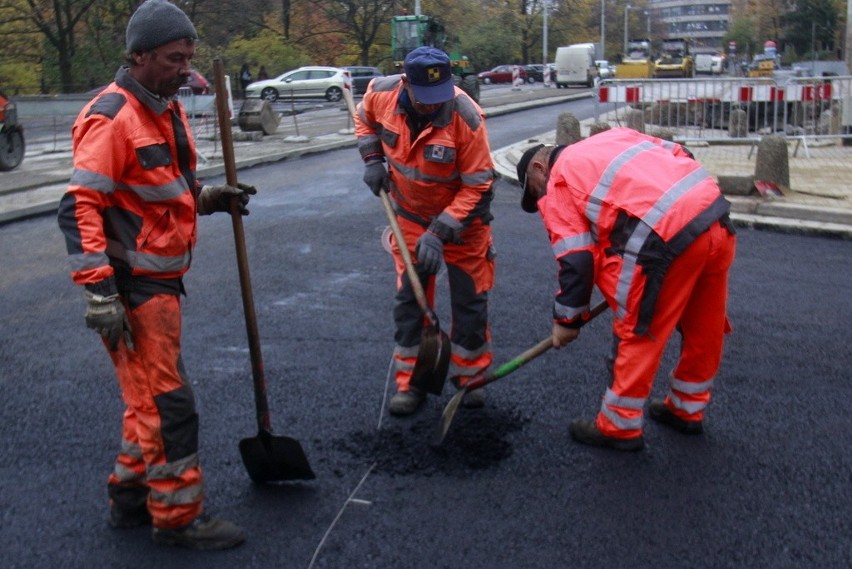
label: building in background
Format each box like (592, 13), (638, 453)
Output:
(647, 1), (731, 55)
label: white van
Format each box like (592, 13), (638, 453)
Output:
(554, 43), (598, 88)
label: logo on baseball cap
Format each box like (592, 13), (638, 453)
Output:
(403, 46), (454, 105)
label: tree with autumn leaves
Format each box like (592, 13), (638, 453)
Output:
(0, 0), (846, 95)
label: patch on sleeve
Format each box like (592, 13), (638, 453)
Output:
(86, 92), (127, 120)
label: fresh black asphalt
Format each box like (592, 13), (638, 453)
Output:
(1, 136), (849, 568)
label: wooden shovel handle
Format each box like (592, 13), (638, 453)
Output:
(379, 188), (438, 326)
(212, 59), (271, 432)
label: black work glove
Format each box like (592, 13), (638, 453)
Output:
(363, 160), (389, 196)
(84, 291), (134, 352)
(415, 231), (444, 274)
(197, 183), (257, 215)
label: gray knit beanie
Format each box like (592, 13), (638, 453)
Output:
(126, 0), (197, 53)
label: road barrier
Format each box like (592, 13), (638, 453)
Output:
(595, 75), (852, 150)
(594, 75), (852, 196)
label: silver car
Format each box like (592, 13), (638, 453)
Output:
(245, 66), (350, 102)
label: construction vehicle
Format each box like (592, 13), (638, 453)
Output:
(391, 11), (480, 102)
(654, 38), (694, 78)
(615, 39), (655, 79)
(0, 90), (25, 171)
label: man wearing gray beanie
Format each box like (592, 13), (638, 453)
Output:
(57, 0), (251, 551)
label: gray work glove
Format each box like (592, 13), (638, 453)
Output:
(363, 160), (389, 196)
(197, 183), (257, 215)
(415, 231), (444, 274)
(84, 291), (134, 352)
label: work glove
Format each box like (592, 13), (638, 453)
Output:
(363, 160), (389, 196)
(84, 291), (134, 352)
(415, 231), (444, 274)
(197, 182), (257, 215)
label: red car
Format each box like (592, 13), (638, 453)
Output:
(477, 65), (529, 85)
(185, 70), (210, 95)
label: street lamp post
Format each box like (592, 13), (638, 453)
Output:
(543, 0), (549, 67)
(624, 4), (632, 56)
(600, 0), (606, 61)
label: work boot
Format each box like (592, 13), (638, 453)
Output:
(569, 419), (645, 452)
(108, 505), (152, 529)
(152, 514), (245, 551)
(388, 387), (425, 416)
(461, 386), (486, 409)
(648, 399), (704, 435)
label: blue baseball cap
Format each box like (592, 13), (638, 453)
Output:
(403, 47), (454, 105)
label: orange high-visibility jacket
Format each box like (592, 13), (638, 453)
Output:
(354, 76), (494, 232)
(58, 67), (199, 289)
(538, 128), (731, 334)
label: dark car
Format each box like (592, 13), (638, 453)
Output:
(524, 64), (545, 82)
(0, 90), (24, 171)
(344, 66), (384, 96)
(477, 65), (529, 85)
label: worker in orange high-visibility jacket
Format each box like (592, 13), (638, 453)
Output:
(354, 46), (496, 416)
(517, 127), (737, 451)
(56, 0), (254, 551)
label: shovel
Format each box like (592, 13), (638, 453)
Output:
(212, 59), (315, 482)
(432, 300), (609, 446)
(378, 188), (451, 396)
(343, 93), (450, 396)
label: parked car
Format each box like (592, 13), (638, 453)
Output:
(595, 60), (614, 80)
(524, 64), (545, 82)
(0, 89), (24, 171)
(245, 66), (349, 102)
(477, 65), (528, 85)
(186, 70), (210, 94)
(344, 66), (384, 96)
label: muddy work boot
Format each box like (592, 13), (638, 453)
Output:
(648, 399), (704, 435)
(108, 505), (152, 529)
(388, 387), (425, 416)
(152, 514), (245, 550)
(569, 419), (645, 452)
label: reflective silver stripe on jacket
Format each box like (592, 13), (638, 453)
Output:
(389, 157), (460, 185)
(552, 232), (595, 258)
(554, 300), (588, 321)
(68, 251), (111, 272)
(70, 168), (189, 201)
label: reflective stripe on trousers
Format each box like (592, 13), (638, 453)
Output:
(596, 222), (736, 438)
(105, 293), (204, 529)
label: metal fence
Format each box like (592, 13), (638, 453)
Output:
(593, 76), (852, 197)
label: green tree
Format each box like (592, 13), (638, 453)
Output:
(783, 0), (839, 59)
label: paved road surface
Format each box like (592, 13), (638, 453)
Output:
(1, 139), (849, 567)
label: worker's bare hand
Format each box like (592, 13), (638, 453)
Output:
(551, 323), (580, 349)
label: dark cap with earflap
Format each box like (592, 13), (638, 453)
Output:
(517, 144), (545, 213)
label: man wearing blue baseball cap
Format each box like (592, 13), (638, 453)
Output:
(354, 47), (497, 416)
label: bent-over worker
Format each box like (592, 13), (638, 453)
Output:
(517, 127), (737, 451)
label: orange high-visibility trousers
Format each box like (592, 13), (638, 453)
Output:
(391, 215), (495, 391)
(105, 293), (204, 529)
(596, 222), (736, 438)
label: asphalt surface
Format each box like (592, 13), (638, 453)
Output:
(1, 86), (850, 568)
